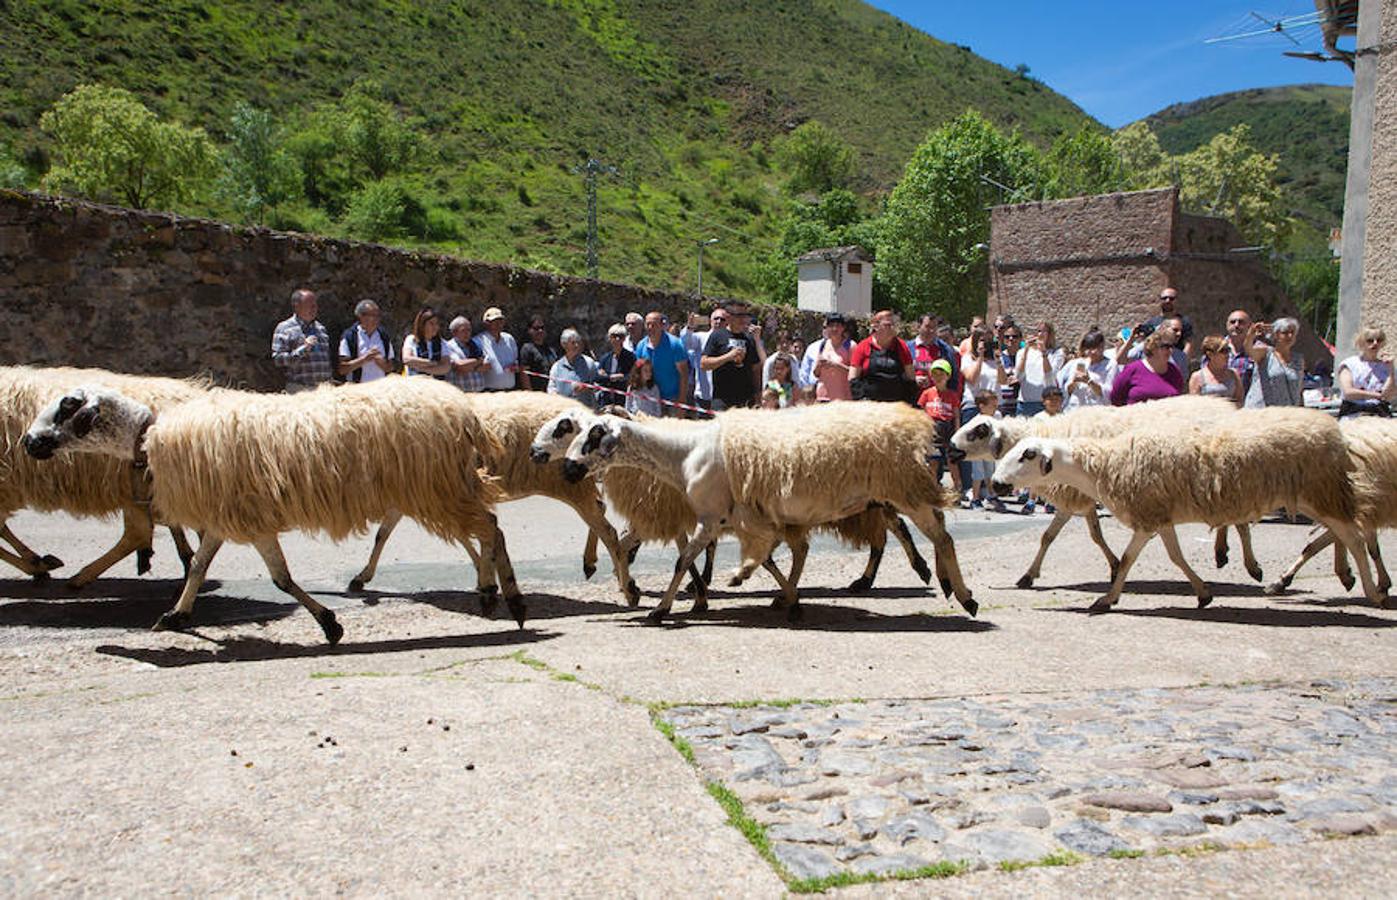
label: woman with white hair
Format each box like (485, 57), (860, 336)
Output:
(1243, 316), (1305, 408)
(547, 327), (598, 407)
(1336, 325), (1396, 419)
(594, 322), (636, 406)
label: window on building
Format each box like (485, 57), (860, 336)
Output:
(846, 262), (862, 274)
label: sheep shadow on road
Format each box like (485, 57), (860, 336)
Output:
(343, 587), (630, 622)
(0, 576), (222, 602)
(95, 627), (558, 668)
(614, 600), (996, 634)
(1046, 578), (1272, 598)
(1049, 603), (1396, 629)
(0, 586), (292, 632)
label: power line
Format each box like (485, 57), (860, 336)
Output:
(572, 158), (618, 280)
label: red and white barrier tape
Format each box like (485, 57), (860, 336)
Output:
(520, 369), (715, 417)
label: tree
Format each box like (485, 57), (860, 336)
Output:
(1173, 124), (1289, 248)
(1043, 126), (1130, 199)
(0, 146), (25, 188)
(756, 188), (875, 304)
(774, 120), (855, 195)
(1111, 122), (1170, 189)
(219, 102), (300, 223)
(39, 84), (217, 209)
(876, 110), (1043, 322)
(336, 80), (417, 183)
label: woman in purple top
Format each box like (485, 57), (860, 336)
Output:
(1111, 332), (1184, 406)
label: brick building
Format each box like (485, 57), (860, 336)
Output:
(985, 187), (1330, 367)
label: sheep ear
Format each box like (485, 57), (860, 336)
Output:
(71, 402), (99, 438)
(988, 436), (1002, 459)
(1040, 450), (1053, 476)
(598, 430), (619, 458)
(57, 394), (84, 422)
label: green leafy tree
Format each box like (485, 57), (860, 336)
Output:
(219, 102), (300, 223)
(0, 146), (25, 188)
(1174, 124), (1289, 247)
(343, 178), (408, 241)
(876, 110), (1043, 322)
(1111, 122), (1170, 188)
(1043, 126), (1130, 199)
(774, 120), (855, 195)
(757, 188), (873, 303)
(336, 80), (418, 182)
(39, 84), (216, 209)
(1277, 255), (1340, 338)
(285, 118), (351, 213)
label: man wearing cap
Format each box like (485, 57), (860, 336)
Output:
(477, 307), (521, 391)
(636, 310), (691, 415)
(1141, 288), (1194, 362)
(917, 357), (963, 492)
(337, 299), (395, 384)
(272, 288), (333, 393)
(801, 312), (855, 401)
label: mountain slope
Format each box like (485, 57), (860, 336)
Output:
(0, 0), (1096, 295)
(1143, 84), (1351, 229)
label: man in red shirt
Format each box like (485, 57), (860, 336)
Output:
(850, 309), (915, 402)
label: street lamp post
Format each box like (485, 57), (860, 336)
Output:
(695, 237), (719, 299)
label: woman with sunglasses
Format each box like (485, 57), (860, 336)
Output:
(1336, 326), (1396, 419)
(1188, 335), (1243, 406)
(518, 315), (559, 392)
(1243, 317), (1304, 408)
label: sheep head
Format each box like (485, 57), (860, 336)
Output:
(23, 386), (152, 461)
(951, 414), (1005, 461)
(529, 410), (595, 464)
(561, 419), (623, 483)
(991, 437), (1069, 496)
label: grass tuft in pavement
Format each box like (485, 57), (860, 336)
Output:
(786, 861), (968, 893)
(998, 851), (1082, 872)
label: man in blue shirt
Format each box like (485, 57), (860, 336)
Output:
(635, 310), (691, 415)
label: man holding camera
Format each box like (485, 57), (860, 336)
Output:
(1117, 315), (1189, 374)
(701, 301), (760, 410)
(1140, 288), (1194, 361)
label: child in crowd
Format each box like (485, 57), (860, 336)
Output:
(917, 359), (962, 493)
(968, 389), (1005, 512)
(795, 384), (817, 406)
(1023, 386), (1064, 514)
(624, 357), (663, 417)
(759, 387), (782, 410)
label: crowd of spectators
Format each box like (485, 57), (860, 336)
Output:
(273, 285), (1395, 510)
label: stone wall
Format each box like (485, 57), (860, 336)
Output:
(987, 188), (1329, 366)
(1360, 0), (1397, 348)
(0, 190), (826, 391)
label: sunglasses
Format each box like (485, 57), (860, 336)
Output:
(1364, 338), (1384, 345)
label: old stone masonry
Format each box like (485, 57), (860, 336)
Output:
(659, 679), (1397, 882)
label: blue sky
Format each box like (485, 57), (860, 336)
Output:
(868, 1), (1356, 127)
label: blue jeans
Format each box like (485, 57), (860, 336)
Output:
(958, 406), (976, 489)
(1016, 400), (1044, 417)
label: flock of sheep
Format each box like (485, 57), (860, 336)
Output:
(5, 365), (1394, 645)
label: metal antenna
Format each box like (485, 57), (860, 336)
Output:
(573, 158), (618, 280)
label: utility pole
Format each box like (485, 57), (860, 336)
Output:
(573, 158), (617, 280)
(695, 237), (719, 299)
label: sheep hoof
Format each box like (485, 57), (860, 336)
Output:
(65, 575), (91, 590)
(959, 597), (978, 618)
(625, 580), (641, 607)
(645, 608), (667, 625)
(686, 580), (705, 595)
(1196, 594), (1213, 609)
(507, 597), (527, 629)
(136, 548), (154, 576)
(1246, 563), (1264, 583)
(1264, 580), (1287, 596)
(1339, 572), (1356, 592)
(1087, 597), (1115, 614)
(691, 598), (709, 613)
(726, 574), (744, 588)
(786, 604), (804, 623)
(318, 610), (344, 645)
(1379, 594), (1392, 609)
(348, 578), (365, 592)
(847, 575), (873, 593)
(939, 577), (953, 597)
(40, 554), (63, 571)
(583, 563), (597, 581)
(479, 587), (500, 618)
(626, 545), (639, 565)
(153, 610), (193, 632)
(1214, 548), (1228, 569)
(912, 559), (932, 584)
(1015, 573), (1035, 590)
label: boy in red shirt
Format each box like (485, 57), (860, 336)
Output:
(917, 359), (962, 491)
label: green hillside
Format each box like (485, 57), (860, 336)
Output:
(1144, 84), (1351, 231)
(0, 0), (1095, 297)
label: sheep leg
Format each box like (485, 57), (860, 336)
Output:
(1333, 539), (1356, 592)
(0, 544), (52, 579)
(701, 543), (715, 588)
(1016, 508), (1072, 589)
(778, 534), (810, 621)
(1090, 530), (1154, 613)
(1318, 517), (1387, 606)
(168, 526), (196, 576)
(582, 528), (599, 580)
(350, 509), (403, 591)
(66, 508), (155, 589)
(467, 536), (499, 617)
(848, 530), (884, 593)
(1158, 526), (1214, 608)
(247, 536), (343, 645)
(1083, 508), (1120, 581)
(649, 523), (719, 623)
(0, 522), (62, 572)
(1234, 524), (1263, 582)
(1213, 527), (1230, 569)
(153, 534), (225, 633)
(907, 507), (976, 617)
(1265, 529), (1335, 595)
(621, 530), (640, 566)
(484, 514), (526, 629)
(671, 535), (709, 605)
(882, 510), (932, 585)
(1368, 531), (1391, 595)
(570, 497), (638, 606)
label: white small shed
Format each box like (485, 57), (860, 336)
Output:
(796, 245), (873, 317)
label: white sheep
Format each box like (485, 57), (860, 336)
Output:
(1267, 416), (1397, 596)
(1, 365), (203, 586)
(950, 395), (1259, 587)
(554, 402), (972, 622)
(992, 406), (1387, 611)
(346, 391), (639, 607)
(24, 378), (516, 643)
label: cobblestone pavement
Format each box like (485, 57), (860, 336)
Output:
(661, 679), (1397, 883)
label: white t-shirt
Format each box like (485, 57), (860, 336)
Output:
(1337, 355), (1393, 396)
(337, 325), (392, 382)
(1014, 346), (1066, 403)
(1058, 356), (1118, 410)
(477, 331), (520, 391)
(692, 329), (714, 401)
(959, 352), (1001, 410)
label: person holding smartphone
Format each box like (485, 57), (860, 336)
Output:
(1243, 317), (1304, 408)
(701, 301), (760, 410)
(1058, 328), (1117, 410)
